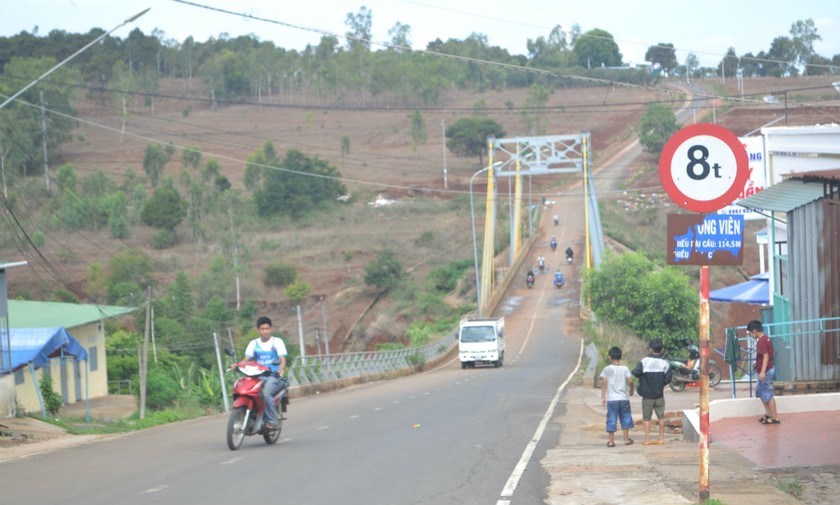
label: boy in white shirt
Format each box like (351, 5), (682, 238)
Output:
(600, 346), (635, 447)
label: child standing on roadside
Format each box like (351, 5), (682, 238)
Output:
(600, 346), (635, 447)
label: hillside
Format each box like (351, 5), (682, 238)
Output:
(4, 74), (839, 352)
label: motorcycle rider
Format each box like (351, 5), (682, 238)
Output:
(565, 247), (574, 261)
(238, 316), (288, 427)
(526, 267), (535, 286)
(537, 254), (545, 271)
(550, 236), (557, 251)
(553, 269), (565, 288)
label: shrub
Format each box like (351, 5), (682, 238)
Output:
(40, 376), (63, 416)
(151, 229), (177, 249)
(264, 262), (297, 287)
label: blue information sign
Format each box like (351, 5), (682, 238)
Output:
(666, 214), (744, 266)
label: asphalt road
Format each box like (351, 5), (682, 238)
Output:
(0, 280), (582, 505)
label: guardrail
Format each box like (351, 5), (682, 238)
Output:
(286, 332), (457, 387)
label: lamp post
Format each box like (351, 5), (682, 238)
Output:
(0, 7), (150, 111)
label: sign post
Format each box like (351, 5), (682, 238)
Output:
(659, 123), (749, 503)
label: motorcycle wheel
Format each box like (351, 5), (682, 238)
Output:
(709, 362), (722, 387)
(669, 378), (686, 392)
(226, 407), (247, 450)
(264, 418), (282, 445)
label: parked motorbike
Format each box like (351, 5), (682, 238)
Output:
(553, 271), (565, 289)
(226, 360), (289, 450)
(668, 340), (722, 392)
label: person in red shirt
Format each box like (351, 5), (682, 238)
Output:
(748, 320), (779, 424)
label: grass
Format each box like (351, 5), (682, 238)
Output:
(32, 402), (215, 436)
(775, 477), (804, 499)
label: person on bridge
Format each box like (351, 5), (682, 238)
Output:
(749, 320), (780, 425)
(238, 316), (289, 427)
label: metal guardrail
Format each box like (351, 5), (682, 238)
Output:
(286, 333), (457, 387)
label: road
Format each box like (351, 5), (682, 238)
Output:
(0, 270), (583, 505)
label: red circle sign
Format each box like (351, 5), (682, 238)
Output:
(659, 123), (749, 212)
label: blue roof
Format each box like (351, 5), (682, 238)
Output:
(709, 272), (770, 305)
(8, 327), (88, 371)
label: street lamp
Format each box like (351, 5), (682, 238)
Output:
(0, 8), (151, 111)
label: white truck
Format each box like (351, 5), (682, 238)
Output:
(458, 317), (505, 368)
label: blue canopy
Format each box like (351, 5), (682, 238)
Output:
(709, 272), (770, 305)
(9, 327), (88, 371)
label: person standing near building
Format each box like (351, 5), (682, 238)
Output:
(748, 320), (780, 424)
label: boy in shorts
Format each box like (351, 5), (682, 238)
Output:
(600, 346), (635, 447)
(632, 339), (672, 445)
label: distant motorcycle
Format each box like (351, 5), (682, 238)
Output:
(537, 257), (545, 273)
(553, 271), (565, 289)
(526, 272), (535, 289)
(565, 247), (574, 264)
(668, 341), (722, 392)
(550, 238), (557, 252)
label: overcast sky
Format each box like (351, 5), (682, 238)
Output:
(2, 0), (839, 68)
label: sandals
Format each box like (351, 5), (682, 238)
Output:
(625, 439), (634, 446)
(607, 441), (616, 448)
(759, 416), (781, 424)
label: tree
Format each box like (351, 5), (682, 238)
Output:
(718, 48), (738, 78)
(284, 278), (312, 304)
(638, 103), (680, 154)
(142, 143), (170, 188)
(408, 109), (427, 151)
(766, 36), (796, 77)
(141, 179), (187, 231)
(644, 43), (677, 73)
(364, 249), (404, 290)
(685, 53), (699, 80)
(181, 145), (202, 172)
(252, 146), (346, 219)
(789, 19), (821, 75)
(572, 28), (622, 68)
(583, 252), (698, 351)
(445, 116), (506, 167)
(165, 271), (194, 323)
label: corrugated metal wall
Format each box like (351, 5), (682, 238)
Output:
(787, 198), (840, 381)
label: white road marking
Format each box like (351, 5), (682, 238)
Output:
(349, 414), (360, 419)
(142, 485), (169, 494)
(497, 339), (583, 502)
(220, 457), (243, 465)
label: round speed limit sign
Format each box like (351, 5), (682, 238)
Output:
(659, 123), (749, 213)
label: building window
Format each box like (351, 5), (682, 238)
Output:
(89, 346), (98, 372)
(14, 369), (24, 385)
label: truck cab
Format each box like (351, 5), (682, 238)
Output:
(458, 317), (505, 368)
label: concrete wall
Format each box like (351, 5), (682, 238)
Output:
(0, 374), (15, 417)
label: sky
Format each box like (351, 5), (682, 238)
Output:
(1, 0), (839, 68)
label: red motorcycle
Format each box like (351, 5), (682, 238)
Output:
(226, 361), (288, 450)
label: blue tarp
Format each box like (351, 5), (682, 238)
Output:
(9, 327), (88, 371)
(709, 272), (770, 305)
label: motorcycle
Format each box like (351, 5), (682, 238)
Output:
(550, 238), (557, 252)
(537, 258), (545, 273)
(565, 248), (574, 264)
(668, 340), (722, 392)
(553, 271), (565, 289)
(226, 360), (289, 450)
(526, 272), (535, 289)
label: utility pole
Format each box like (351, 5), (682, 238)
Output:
(139, 286), (151, 419)
(321, 297), (330, 356)
(441, 119), (448, 190)
(39, 91), (50, 193)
